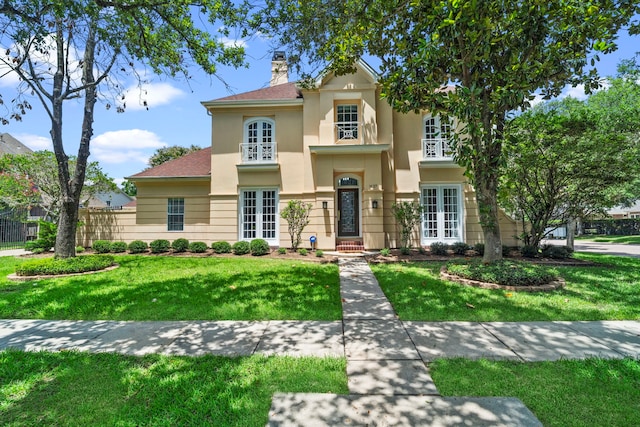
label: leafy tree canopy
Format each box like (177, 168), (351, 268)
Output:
(148, 144), (202, 168)
(254, 0), (640, 261)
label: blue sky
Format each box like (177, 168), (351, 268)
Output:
(1, 25), (638, 187)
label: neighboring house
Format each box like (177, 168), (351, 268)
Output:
(79, 54), (519, 250)
(0, 133), (33, 155)
(608, 201), (640, 219)
(85, 189), (135, 210)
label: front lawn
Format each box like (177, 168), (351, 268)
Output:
(0, 349), (347, 426)
(431, 357), (640, 427)
(0, 256), (341, 321)
(577, 235), (640, 244)
(371, 254), (640, 321)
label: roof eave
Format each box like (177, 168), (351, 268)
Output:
(126, 175), (211, 181)
(201, 98), (304, 109)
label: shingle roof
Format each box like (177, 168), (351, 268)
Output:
(129, 147), (211, 178)
(0, 133), (34, 155)
(207, 82), (302, 102)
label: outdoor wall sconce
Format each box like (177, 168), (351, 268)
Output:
(372, 200), (379, 209)
(322, 201), (328, 209)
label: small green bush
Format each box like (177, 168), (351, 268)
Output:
(315, 249), (324, 257)
(278, 247), (287, 255)
(298, 248), (308, 256)
(16, 255), (115, 276)
(75, 246), (85, 253)
(232, 241), (250, 255)
(189, 241), (208, 253)
(380, 248), (391, 256)
(250, 239), (270, 256)
(110, 241), (128, 253)
(128, 240), (148, 254)
(400, 247), (411, 255)
(430, 241), (449, 256)
(521, 245), (539, 258)
(92, 240), (111, 254)
(149, 239), (170, 253)
(172, 238), (190, 253)
(25, 220), (58, 252)
(446, 259), (558, 287)
(502, 245), (514, 257)
(418, 246), (427, 255)
(212, 241), (231, 254)
(451, 242), (470, 255)
(474, 243), (485, 256)
(541, 244), (574, 259)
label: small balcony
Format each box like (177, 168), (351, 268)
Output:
(335, 122), (361, 143)
(422, 138), (453, 160)
(240, 141), (277, 163)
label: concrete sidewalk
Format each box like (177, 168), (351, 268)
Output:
(2, 256), (640, 425)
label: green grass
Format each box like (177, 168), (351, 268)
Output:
(0, 256), (341, 321)
(0, 349), (347, 427)
(577, 235), (640, 244)
(431, 357), (640, 427)
(371, 253), (640, 321)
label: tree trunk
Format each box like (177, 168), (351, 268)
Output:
(566, 217), (576, 250)
(476, 180), (503, 262)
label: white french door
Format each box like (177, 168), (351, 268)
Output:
(240, 189), (278, 244)
(421, 185), (463, 244)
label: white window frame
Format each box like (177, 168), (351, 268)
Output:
(335, 104), (360, 142)
(420, 184), (464, 244)
(242, 118), (276, 163)
(167, 198), (184, 232)
(239, 188), (279, 245)
(422, 114), (453, 159)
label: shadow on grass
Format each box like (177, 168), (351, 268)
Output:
(0, 349), (347, 426)
(0, 256), (342, 321)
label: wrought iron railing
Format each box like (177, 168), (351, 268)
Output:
(240, 141), (277, 163)
(422, 138), (453, 159)
(335, 122), (361, 142)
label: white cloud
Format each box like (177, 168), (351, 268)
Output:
(219, 37), (248, 49)
(91, 129), (166, 164)
(559, 84), (589, 100)
(14, 133), (53, 151)
(119, 82), (185, 111)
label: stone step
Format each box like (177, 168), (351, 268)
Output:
(267, 393), (543, 426)
(336, 240), (365, 252)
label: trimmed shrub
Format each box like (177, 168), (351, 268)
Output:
(212, 241), (232, 254)
(451, 242), (470, 256)
(172, 238), (190, 253)
(418, 246), (427, 255)
(521, 245), (539, 258)
(25, 220), (57, 252)
(400, 247), (411, 255)
(250, 239), (270, 256)
(430, 241), (449, 256)
(380, 248), (391, 257)
(474, 243), (485, 256)
(128, 240), (148, 254)
(189, 241), (208, 253)
(315, 249), (324, 257)
(232, 241), (250, 255)
(92, 240), (111, 254)
(298, 248), (308, 256)
(75, 246), (85, 253)
(277, 247), (287, 255)
(541, 244), (574, 259)
(16, 255), (115, 276)
(110, 241), (128, 253)
(446, 259), (558, 287)
(150, 239), (170, 253)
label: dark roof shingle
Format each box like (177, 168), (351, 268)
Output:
(129, 147), (211, 178)
(208, 82), (302, 102)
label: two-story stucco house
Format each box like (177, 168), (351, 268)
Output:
(79, 54), (518, 250)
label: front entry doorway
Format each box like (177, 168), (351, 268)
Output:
(338, 188), (359, 237)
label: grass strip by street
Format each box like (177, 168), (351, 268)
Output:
(576, 235), (640, 244)
(0, 256), (342, 321)
(371, 253), (640, 321)
(430, 357), (640, 427)
(0, 349), (347, 427)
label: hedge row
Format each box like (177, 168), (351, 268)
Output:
(16, 255), (116, 276)
(89, 239), (273, 256)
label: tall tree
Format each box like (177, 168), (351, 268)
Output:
(0, 151), (116, 221)
(255, 0), (640, 261)
(148, 144), (202, 168)
(0, 1), (248, 258)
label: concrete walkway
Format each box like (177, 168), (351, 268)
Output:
(2, 256), (640, 425)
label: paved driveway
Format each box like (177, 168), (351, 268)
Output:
(544, 239), (640, 258)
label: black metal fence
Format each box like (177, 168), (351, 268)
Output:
(582, 219), (640, 236)
(0, 209), (37, 250)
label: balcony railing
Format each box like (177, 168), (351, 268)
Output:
(422, 138), (453, 160)
(240, 141), (277, 163)
(335, 122), (361, 143)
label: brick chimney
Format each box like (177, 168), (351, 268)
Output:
(270, 51), (288, 86)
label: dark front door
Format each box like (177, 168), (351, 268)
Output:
(338, 188), (359, 237)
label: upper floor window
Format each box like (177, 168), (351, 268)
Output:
(423, 115), (452, 159)
(168, 198), (184, 231)
(242, 118), (276, 163)
(336, 104), (359, 142)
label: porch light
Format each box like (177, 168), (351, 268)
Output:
(322, 201), (328, 209)
(372, 200), (379, 209)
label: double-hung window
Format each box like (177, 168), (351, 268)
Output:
(421, 185), (463, 243)
(242, 118), (276, 163)
(336, 104), (359, 141)
(240, 189), (278, 243)
(168, 198), (184, 231)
